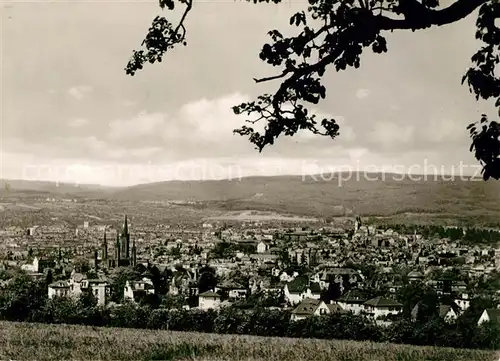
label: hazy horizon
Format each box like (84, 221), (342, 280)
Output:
(1, 0), (493, 186)
(2, 167), (485, 188)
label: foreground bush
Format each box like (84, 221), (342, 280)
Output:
(2, 278), (500, 351)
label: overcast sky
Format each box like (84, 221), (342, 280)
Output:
(0, 0), (494, 186)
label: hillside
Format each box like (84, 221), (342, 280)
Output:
(2, 173), (500, 226)
(0, 321), (496, 361)
(110, 174), (500, 225)
(0, 179), (117, 198)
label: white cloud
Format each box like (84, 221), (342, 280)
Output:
(130, 147), (163, 158)
(86, 94), (359, 162)
(370, 121), (414, 145)
(68, 118), (89, 128)
(68, 85), (93, 100)
(123, 100), (136, 107)
(426, 118), (465, 143)
(2, 91), (473, 186)
(108, 112), (166, 140)
(356, 88), (371, 99)
(179, 93), (252, 139)
(347, 148), (369, 161)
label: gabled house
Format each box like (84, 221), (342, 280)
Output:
(312, 268), (360, 290)
(363, 296), (402, 319)
(290, 298), (330, 321)
(257, 241), (268, 254)
(198, 291), (221, 310)
(327, 303), (347, 315)
(439, 304), (458, 322)
(86, 278), (111, 306)
(335, 289), (366, 315)
(169, 273), (193, 296)
(68, 271), (86, 297)
(64, 271), (110, 306)
(48, 280), (71, 299)
(283, 277), (321, 305)
(124, 278), (155, 302)
(215, 282), (248, 300)
(478, 308), (500, 325)
(411, 300), (461, 322)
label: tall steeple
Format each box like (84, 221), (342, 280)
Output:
(94, 249), (99, 271)
(131, 238), (137, 267)
(102, 228), (108, 261)
(123, 215), (129, 237)
(121, 215), (130, 259)
(115, 233), (121, 265)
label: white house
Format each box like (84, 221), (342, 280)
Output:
(478, 308), (500, 325)
(454, 294), (470, 312)
(283, 281), (321, 306)
(363, 296), (402, 319)
(198, 291), (221, 310)
(439, 305), (458, 322)
(87, 279), (111, 306)
(335, 290), (366, 315)
(124, 278), (155, 302)
(312, 268), (360, 290)
(290, 298), (330, 321)
(257, 241), (268, 254)
(215, 280), (248, 300)
(21, 257), (39, 273)
(228, 287), (248, 299)
(279, 271), (298, 283)
(68, 272), (86, 297)
(48, 280), (71, 299)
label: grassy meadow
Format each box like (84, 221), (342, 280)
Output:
(0, 321), (498, 361)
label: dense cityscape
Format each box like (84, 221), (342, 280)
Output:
(1, 208), (500, 351)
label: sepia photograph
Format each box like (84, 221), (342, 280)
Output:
(1, 0), (500, 360)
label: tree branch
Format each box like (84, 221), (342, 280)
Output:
(254, 71), (290, 83)
(271, 49), (340, 110)
(376, 0), (489, 30)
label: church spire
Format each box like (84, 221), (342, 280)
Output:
(115, 233), (121, 264)
(131, 238), (137, 267)
(123, 215), (129, 236)
(102, 228), (108, 261)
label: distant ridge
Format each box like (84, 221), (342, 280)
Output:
(1, 173), (498, 224)
(0, 171), (485, 189)
(0, 179), (119, 198)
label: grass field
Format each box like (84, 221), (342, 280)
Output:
(0, 321), (498, 361)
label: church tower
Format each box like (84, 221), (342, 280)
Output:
(131, 238), (137, 267)
(115, 233), (121, 265)
(102, 229), (108, 262)
(354, 215), (362, 232)
(120, 215), (130, 260)
(94, 249), (99, 271)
